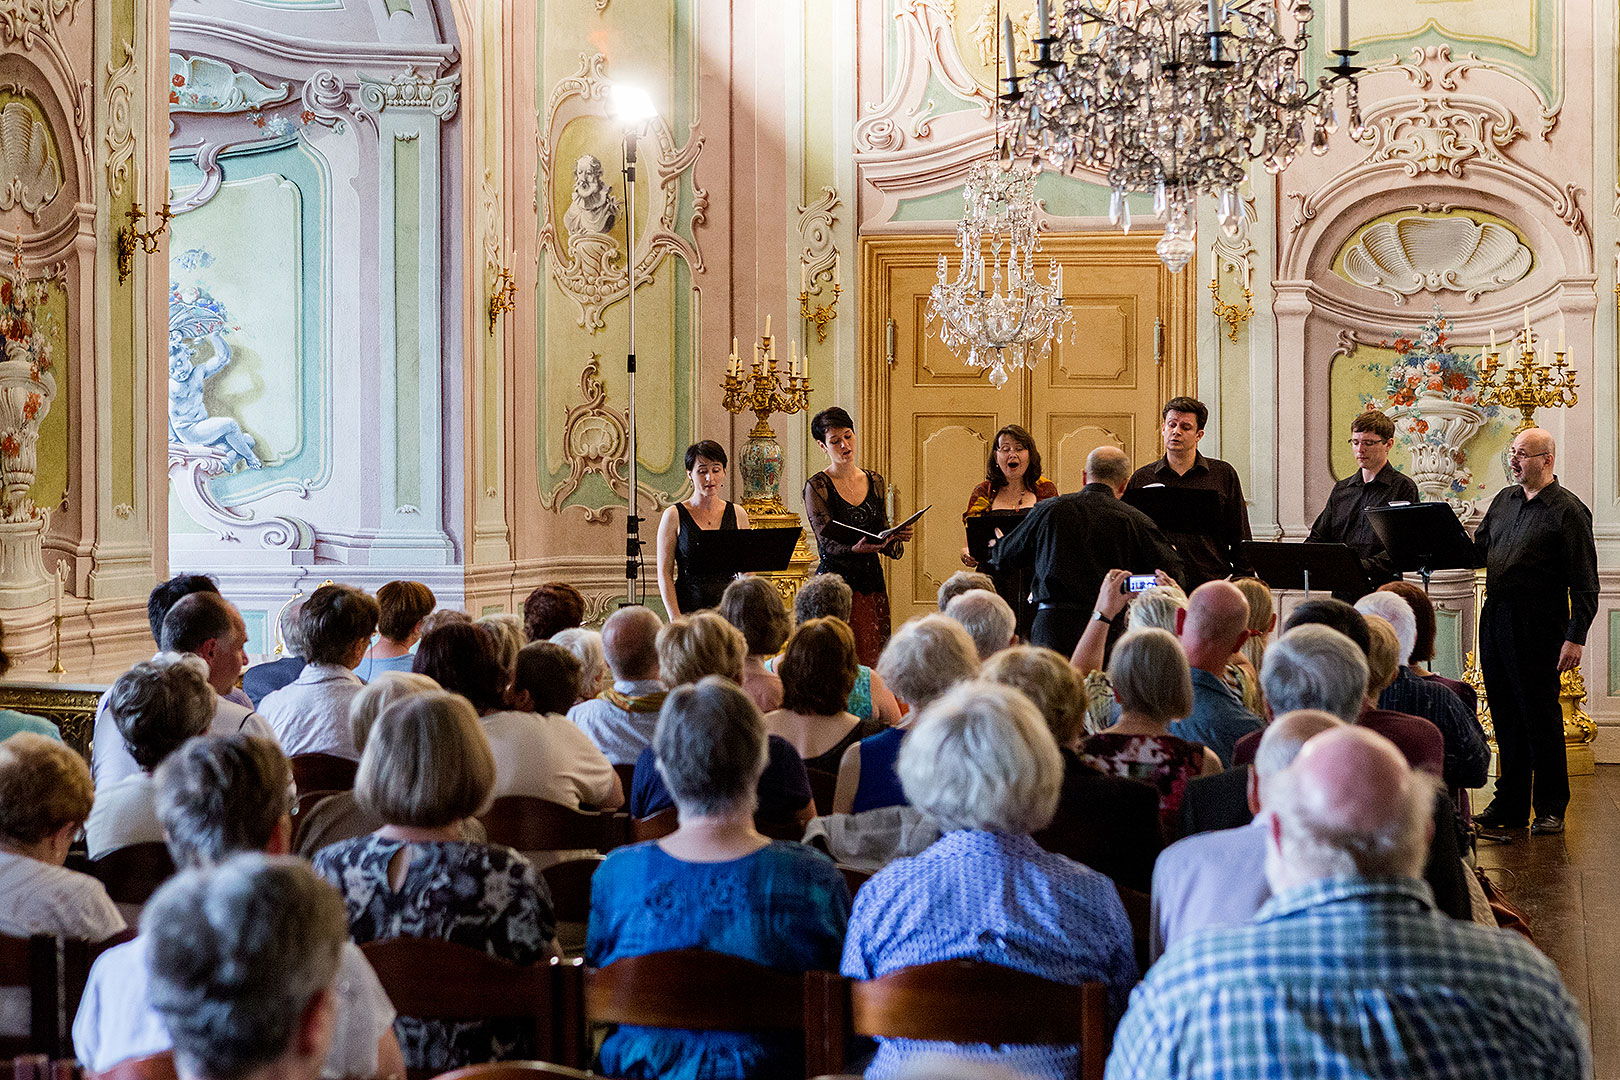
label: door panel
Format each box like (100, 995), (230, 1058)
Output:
(860, 233), (1194, 623)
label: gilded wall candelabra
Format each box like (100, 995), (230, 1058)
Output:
(720, 318), (811, 520)
(1478, 314), (1578, 434)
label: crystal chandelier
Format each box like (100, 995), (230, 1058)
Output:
(1009, 0), (1363, 271)
(926, 160), (1073, 388)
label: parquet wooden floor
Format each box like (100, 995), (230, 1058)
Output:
(1475, 765), (1620, 1079)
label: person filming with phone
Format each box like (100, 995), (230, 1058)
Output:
(990, 444), (1184, 657)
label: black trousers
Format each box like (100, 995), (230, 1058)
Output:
(1479, 598), (1569, 819)
(1030, 606), (1087, 660)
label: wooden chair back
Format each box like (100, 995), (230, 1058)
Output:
(843, 961), (1111, 1080)
(0, 935), (103, 1060)
(8, 1056), (87, 1080)
(806, 770), (838, 816)
(289, 753), (358, 793)
(539, 855), (604, 925)
(429, 1064), (594, 1080)
(583, 951), (842, 1078)
(479, 797), (629, 854)
(359, 939), (579, 1079)
(88, 843), (175, 907)
(630, 808), (678, 843)
(755, 814), (808, 842)
(86, 1051), (179, 1080)
(834, 864), (872, 897)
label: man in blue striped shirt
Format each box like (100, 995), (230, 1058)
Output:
(1108, 725), (1590, 1080)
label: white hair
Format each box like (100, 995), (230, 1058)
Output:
(551, 627), (606, 697)
(1260, 625), (1368, 723)
(1127, 585), (1187, 633)
(876, 614), (980, 710)
(946, 589), (1017, 662)
(1355, 592), (1417, 671)
(898, 680), (1063, 835)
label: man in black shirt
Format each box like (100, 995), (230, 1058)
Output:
(1306, 409), (1421, 600)
(1126, 396), (1253, 588)
(1474, 428), (1598, 836)
(990, 445), (1183, 657)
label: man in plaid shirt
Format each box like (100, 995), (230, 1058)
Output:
(1108, 726), (1590, 1080)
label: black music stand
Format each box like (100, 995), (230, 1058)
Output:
(1121, 486), (1223, 538)
(1364, 503), (1478, 590)
(965, 511), (1029, 565)
(685, 526), (804, 577)
(1241, 541), (1372, 599)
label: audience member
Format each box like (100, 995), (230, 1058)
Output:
(791, 574), (903, 726)
(588, 677), (848, 1079)
(766, 617), (883, 775)
(981, 646), (1162, 894)
(551, 627), (607, 703)
(1283, 596), (1369, 652)
(1170, 581), (1263, 764)
(144, 573), (250, 704)
(1069, 572), (1188, 735)
(1108, 726), (1591, 1079)
(242, 598), (307, 707)
(412, 621), (509, 714)
(95, 591), (278, 788)
(418, 608), (472, 637)
(355, 580), (435, 681)
(312, 691), (556, 1074)
(523, 582), (585, 642)
(844, 681), (1136, 1079)
(1378, 580), (1478, 710)
(1228, 577), (1275, 714)
(1081, 629), (1218, 833)
(87, 655), (216, 858)
(569, 606), (667, 764)
(142, 856), (352, 1080)
(1150, 710), (1342, 962)
(494, 642), (622, 808)
(946, 589), (1018, 661)
(0, 618), (61, 740)
(835, 614), (980, 813)
(937, 570), (996, 611)
(293, 672), (450, 858)
(475, 613), (525, 673)
(75, 735), (403, 1080)
(1357, 590), (1489, 792)
(260, 585), (380, 759)
(656, 611), (747, 687)
(717, 575), (791, 713)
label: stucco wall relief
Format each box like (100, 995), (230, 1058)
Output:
(537, 356), (680, 524)
(0, 98), (62, 220)
(1339, 214), (1533, 304)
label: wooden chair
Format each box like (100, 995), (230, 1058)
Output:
(8, 1057), (87, 1080)
(289, 752), (358, 793)
(583, 950), (842, 1078)
(359, 939), (580, 1079)
(0, 934), (102, 1060)
(630, 808), (678, 843)
(429, 1064), (593, 1080)
(806, 770), (838, 816)
(836, 961), (1111, 1080)
(755, 813), (809, 842)
(540, 855), (604, 925)
(87, 1051), (179, 1080)
(88, 843), (176, 907)
(834, 864), (872, 897)
(479, 796), (630, 854)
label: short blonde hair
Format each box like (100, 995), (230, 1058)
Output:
(1126, 585), (1187, 633)
(1107, 628), (1193, 723)
(348, 671), (441, 754)
(980, 646), (1084, 746)
(1362, 615), (1401, 695)
(899, 681), (1063, 834)
(476, 613), (525, 672)
(1233, 577), (1274, 673)
(355, 691), (495, 827)
(0, 733), (93, 844)
(656, 612), (746, 687)
(876, 614), (980, 710)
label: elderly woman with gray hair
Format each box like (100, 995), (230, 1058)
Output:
(587, 676), (849, 1079)
(841, 680), (1137, 1080)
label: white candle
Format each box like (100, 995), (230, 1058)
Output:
(1337, 0), (1349, 51)
(765, 314), (772, 341)
(1003, 15), (1017, 73)
(1558, 326), (1565, 353)
(52, 565), (61, 621)
(833, 252), (841, 289)
(1489, 329), (1495, 352)
(978, 258), (987, 292)
(1524, 305), (1531, 332)
(1036, 0), (1050, 39)
(791, 339), (798, 377)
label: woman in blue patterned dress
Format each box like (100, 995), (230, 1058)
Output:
(312, 691), (556, 1075)
(586, 676), (850, 1079)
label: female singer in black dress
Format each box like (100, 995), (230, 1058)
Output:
(656, 440), (751, 617)
(802, 407), (912, 666)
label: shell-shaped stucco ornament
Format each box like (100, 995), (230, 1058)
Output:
(0, 101), (62, 220)
(1340, 216), (1532, 304)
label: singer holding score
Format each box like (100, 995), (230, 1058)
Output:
(961, 425), (1059, 638)
(804, 407), (913, 666)
(656, 440), (751, 618)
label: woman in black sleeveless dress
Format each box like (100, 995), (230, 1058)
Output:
(656, 440), (751, 616)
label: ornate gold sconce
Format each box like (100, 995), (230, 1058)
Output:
(487, 265), (518, 335)
(1209, 269), (1253, 343)
(117, 202), (173, 284)
(798, 255), (841, 344)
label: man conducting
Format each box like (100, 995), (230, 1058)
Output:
(1474, 427), (1597, 836)
(990, 445), (1182, 657)
(1306, 409), (1420, 597)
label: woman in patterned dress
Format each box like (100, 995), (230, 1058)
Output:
(1080, 628), (1220, 836)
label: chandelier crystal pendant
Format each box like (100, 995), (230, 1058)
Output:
(1011, 0), (1363, 271)
(926, 160), (1073, 388)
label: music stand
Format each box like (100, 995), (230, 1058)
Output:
(1241, 541), (1371, 599)
(1364, 503), (1478, 590)
(965, 511), (1029, 565)
(1121, 487), (1223, 537)
(685, 526), (804, 577)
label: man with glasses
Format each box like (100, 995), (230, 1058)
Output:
(1306, 409), (1420, 600)
(1474, 428), (1598, 837)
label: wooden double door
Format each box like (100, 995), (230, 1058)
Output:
(859, 233), (1195, 623)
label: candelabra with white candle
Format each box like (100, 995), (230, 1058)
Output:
(1478, 307), (1579, 434)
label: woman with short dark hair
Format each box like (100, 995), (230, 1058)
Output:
(656, 440), (753, 617)
(356, 580), (435, 681)
(960, 424), (1059, 638)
